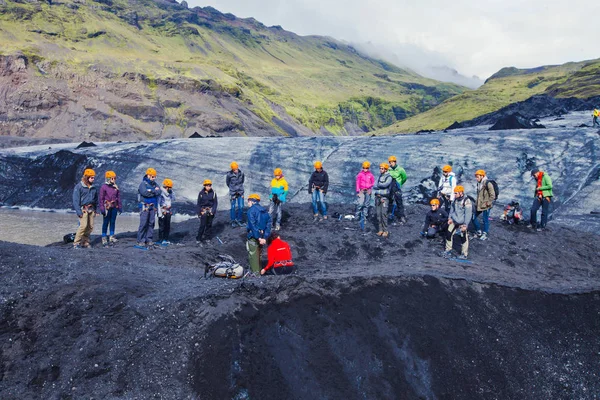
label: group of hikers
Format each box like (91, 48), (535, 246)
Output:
(72, 157), (553, 271)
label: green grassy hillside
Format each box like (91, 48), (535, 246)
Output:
(377, 59), (600, 134)
(0, 0), (466, 136)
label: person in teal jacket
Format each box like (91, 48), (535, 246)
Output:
(388, 156), (408, 224)
(529, 168), (553, 231)
(269, 168), (289, 231)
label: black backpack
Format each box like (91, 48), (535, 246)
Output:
(486, 179), (499, 200)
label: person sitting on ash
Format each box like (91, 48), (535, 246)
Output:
(420, 198), (448, 238)
(260, 232), (295, 276)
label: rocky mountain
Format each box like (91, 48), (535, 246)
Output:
(0, 0), (466, 140)
(377, 58), (600, 133)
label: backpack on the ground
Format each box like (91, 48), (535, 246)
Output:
(486, 179), (500, 201)
(205, 255), (245, 279)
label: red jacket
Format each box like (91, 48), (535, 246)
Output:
(265, 238), (293, 272)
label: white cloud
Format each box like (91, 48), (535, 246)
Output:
(189, 0), (600, 80)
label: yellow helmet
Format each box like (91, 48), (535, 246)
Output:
(362, 161), (371, 169)
(442, 165), (452, 173)
(314, 161), (323, 169)
(163, 178), (173, 188)
(146, 168), (157, 176)
(203, 179), (212, 186)
(230, 162), (239, 170)
(388, 155), (397, 162)
(248, 193), (261, 201)
(84, 168), (96, 177)
(105, 170), (116, 179)
(475, 169), (486, 176)
(274, 168), (283, 176)
(454, 185), (465, 193)
(430, 198), (440, 205)
(379, 163), (389, 170)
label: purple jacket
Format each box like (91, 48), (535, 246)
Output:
(355, 170), (375, 193)
(99, 183), (122, 213)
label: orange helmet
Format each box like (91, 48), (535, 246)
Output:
(248, 193), (261, 201)
(314, 161), (323, 169)
(230, 162), (239, 170)
(430, 198), (440, 206)
(442, 165), (452, 173)
(163, 178), (173, 188)
(84, 168), (96, 177)
(105, 170), (116, 179)
(274, 168), (283, 176)
(203, 179), (212, 186)
(454, 185), (464, 193)
(146, 168), (157, 176)
(388, 155), (397, 162)
(379, 163), (389, 170)
(362, 161), (371, 169)
(475, 169), (486, 176)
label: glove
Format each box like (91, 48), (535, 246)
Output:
(419, 231), (426, 238)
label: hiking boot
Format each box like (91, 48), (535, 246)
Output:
(73, 244), (81, 250)
(479, 232), (488, 241)
(275, 224), (281, 231)
(323, 215), (328, 220)
(236, 220), (245, 227)
(109, 235), (118, 243)
(526, 224), (535, 229)
(134, 242), (148, 250)
(399, 216), (407, 224)
(382, 231), (389, 238)
(313, 214), (319, 222)
(377, 231), (384, 236)
(231, 221), (237, 228)
(102, 237), (108, 247)
(476, 230), (483, 237)
(457, 254), (468, 260)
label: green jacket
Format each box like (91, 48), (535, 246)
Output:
(536, 173), (553, 198)
(389, 165), (407, 187)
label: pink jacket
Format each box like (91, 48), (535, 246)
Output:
(356, 170), (375, 193)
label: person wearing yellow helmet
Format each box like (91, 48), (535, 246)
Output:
(226, 161), (245, 227)
(355, 161), (375, 230)
(593, 108), (600, 127)
(135, 167), (161, 250)
(473, 169), (496, 241)
(270, 168), (289, 231)
(158, 178), (176, 246)
(387, 155), (408, 225)
(441, 185), (473, 260)
(420, 198), (448, 238)
(372, 163), (393, 237)
(309, 161), (329, 221)
(196, 179), (218, 244)
(99, 171), (122, 247)
(437, 164), (457, 212)
(246, 193), (272, 274)
(72, 168), (99, 249)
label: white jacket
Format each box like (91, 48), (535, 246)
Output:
(438, 172), (456, 201)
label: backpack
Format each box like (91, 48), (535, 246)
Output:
(465, 195), (477, 219)
(486, 179), (499, 200)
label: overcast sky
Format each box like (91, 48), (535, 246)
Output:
(190, 0), (600, 81)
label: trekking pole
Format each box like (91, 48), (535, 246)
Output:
(216, 236), (224, 245)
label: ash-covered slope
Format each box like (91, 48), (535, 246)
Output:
(1, 204), (599, 399)
(1, 115), (598, 231)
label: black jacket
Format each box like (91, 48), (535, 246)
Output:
(308, 170), (329, 194)
(197, 189), (218, 215)
(422, 208), (449, 232)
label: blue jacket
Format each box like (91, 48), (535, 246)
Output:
(138, 176), (161, 209)
(247, 203), (271, 240)
(72, 180), (99, 217)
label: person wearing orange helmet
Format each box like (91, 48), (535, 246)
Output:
(196, 179), (218, 244)
(72, 168), (99, 249)
(226, 161), (245, 227)
(355, 161), (375, 230)
(441, 185), (473, 259)
(136, 167), (161, 250)
(99, 170), (122, 247)
(270, 168), (288, 231)
(387, 155), (408, 224)
(309, 161), (329, 221)
(158, 178), (176, 245)
(373, 163), (393, 237)
(473, 169), (496, 241)
(420, 198), (448, 238)
(437, 165), (456, 212)
(246, 193), (271, 274)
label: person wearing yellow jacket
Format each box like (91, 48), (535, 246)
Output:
(269, 168), (289, 231)
(593, 109), (599, 127)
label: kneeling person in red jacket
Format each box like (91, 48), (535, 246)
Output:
(260, 232), (295, 275)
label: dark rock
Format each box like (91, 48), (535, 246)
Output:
(180, 0), (188, 8)
(578, 124), (590, 128)
(87, 31), (106, 38)
(489, 113), (545, 131)
(272, 117), (298, 137)
(189, 132), (202, 138)
(553, 117), (565, 121)
(76, 141), (96, 149)
(445, 121), (463, 131)
(162, 100), (182, 108)
(109, 103), (164, 122)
